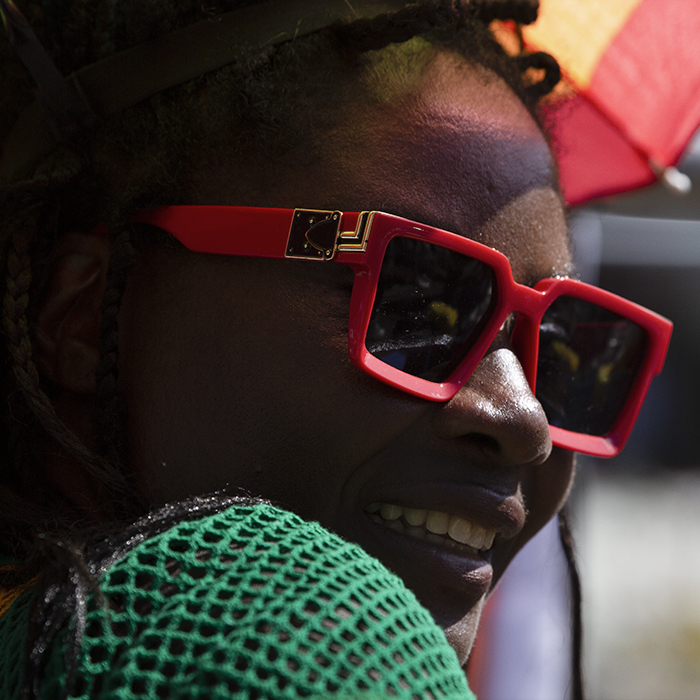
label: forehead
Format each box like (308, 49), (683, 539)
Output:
(198, 50), (573, 283)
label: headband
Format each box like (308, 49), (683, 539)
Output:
(0, 0), (418, 182)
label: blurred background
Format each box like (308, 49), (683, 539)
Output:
(469, 132), (700, 700)
(571, 132), (700, 700)
(470, 4), (700, 698)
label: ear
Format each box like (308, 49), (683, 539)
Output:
(35, 231), (110, 394)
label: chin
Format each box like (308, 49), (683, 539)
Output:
(442, 606), (485, 666)
(335, 506), (504, 665)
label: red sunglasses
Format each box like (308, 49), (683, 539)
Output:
(132, 206), (673, 458)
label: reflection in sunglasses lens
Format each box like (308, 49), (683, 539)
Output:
(366, 237), (497, 382)
(536, 296), (648, 436)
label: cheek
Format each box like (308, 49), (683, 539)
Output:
(527, 448), (577, 525)
(117, 254), (426, 509)
(493, 448), (575, 579)
(227, 294), (427, 512)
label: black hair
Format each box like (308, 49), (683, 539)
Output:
(559, 506), (584, 700)
(23, 492), (265, 700)
(0, 1), (580, 696)
(0, 0), (559, 561)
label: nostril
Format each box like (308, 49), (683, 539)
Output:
(464, 423), (551, 467)
(432, 348), (553, 466)
(465, 433), (501, 459)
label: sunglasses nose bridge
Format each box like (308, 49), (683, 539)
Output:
(508, 314), (540, 391)
(499, 284), (550, 391)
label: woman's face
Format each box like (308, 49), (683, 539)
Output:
(117, 51), (575, 662)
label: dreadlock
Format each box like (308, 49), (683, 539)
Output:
(0, 1), (582, 697)
(0, 0), (558, 560)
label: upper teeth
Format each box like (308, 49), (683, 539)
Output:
(365, 502), (496, 551)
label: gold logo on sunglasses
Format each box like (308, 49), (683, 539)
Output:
(338, 211), (373, 253)
(286, 209), (341, 260)
(286, 209), (374, 260)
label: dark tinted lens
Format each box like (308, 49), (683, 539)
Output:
(536, 296), (648, 436)
(365, 237), (497, 382)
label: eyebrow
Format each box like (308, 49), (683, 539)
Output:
(365, 202), (579, 288)
(367, 205), (455, 234)
(522, 263), (579, 289)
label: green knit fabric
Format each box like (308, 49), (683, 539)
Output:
(0, 503), (475, 699)
(0, 584), (33, 698)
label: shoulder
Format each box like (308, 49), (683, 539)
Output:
(42, 500), (474, 699)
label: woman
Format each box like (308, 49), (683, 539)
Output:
(0, 0), (671, 697)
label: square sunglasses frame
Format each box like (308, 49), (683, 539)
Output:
(132, 206), (673, 458)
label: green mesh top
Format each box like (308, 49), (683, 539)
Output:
(0, 502), (475, 699)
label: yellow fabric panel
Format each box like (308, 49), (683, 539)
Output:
(0, 566), (37, 619)
(522, 0), (643, 89)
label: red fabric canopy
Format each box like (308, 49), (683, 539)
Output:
(524, 0), (700, 205)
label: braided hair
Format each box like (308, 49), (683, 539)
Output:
(0, 0), (558, 558)
(1, 1), (582, 698)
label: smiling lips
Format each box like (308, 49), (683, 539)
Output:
(365, 502), (497, 551)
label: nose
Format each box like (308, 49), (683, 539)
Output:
(431, 347), (552, 466)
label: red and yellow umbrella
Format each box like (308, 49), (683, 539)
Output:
(523, 0), (700, 205)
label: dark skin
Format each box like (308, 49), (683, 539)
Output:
(36, 48), (575, 663)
